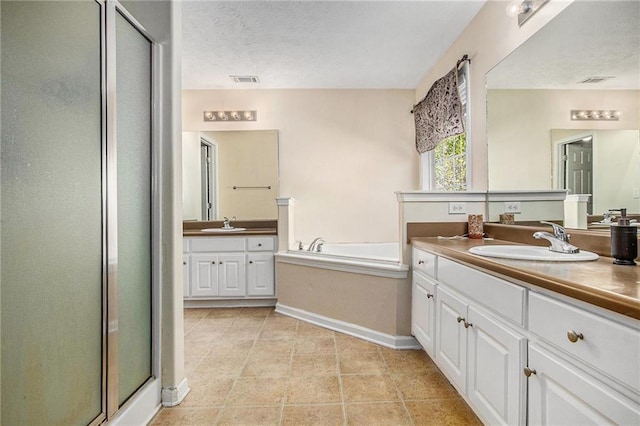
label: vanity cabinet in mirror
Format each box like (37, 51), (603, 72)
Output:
(486, 1), (640, 216)
(182, 130), (279, 221)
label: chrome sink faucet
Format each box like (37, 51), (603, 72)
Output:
(222, 216), (236, 229)
(533, 221), (580, 254)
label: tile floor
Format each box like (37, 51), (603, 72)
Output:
(150, 307), (481, 425)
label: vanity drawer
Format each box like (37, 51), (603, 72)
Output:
(247, 237), (275, 252)
(190, 237), (246, 252)
(529, 291), (640, 391)
(413, 248), (436, 277)
(438, 258), (525, 326)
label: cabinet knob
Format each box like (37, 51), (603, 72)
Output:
(523, 367), (537, 377)
(211, 261), (216, 264)
(457, 316), (465, 323)
(219, 261), (223, 264)
(249, 260), (253, 264)
(183, 261), (186, 265)
(258, 243), (262, 247)
(426, 293), (434, 299)
(418, 260), (425, 265)
(567, 330), (584, 343)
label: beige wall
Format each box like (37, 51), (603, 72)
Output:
(415, 0), (574, 192)
(183, 89), (418, 243)
(488, 89), (639, 191)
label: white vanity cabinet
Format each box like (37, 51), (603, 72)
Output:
(526, 292), (640, 425)
(411, 248), (437, 356)
(411, 244), (640, 426)
(434, 260), (527, 426)
(184, 236), (276, 300)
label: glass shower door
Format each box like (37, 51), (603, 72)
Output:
(1, 1), (105, 424)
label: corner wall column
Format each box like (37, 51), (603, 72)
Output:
(276, 197), (296, 252)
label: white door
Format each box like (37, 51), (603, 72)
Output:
(247, 253), (275, 296)
(190, 254), (219, 297)
(467, 306), (527, 425)
(435, 286), (468, 392)
(218, 254), (246, 297)
(527, 343), (639, 425)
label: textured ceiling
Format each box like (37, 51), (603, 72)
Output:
(181, 1), (486, 89)
(487, 0), (640, 90)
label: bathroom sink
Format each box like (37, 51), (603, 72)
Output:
(201, 227), (247, 233)
(469, 245), (599, 262)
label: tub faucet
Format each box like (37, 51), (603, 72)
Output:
(308, 237), (324, 252)
(533, 221), (580, 254)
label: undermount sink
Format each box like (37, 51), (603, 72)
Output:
(469, 245), (599, 262)
(201, 227), (247, 233)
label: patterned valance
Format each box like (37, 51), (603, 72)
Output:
(414, 66), (465, 154)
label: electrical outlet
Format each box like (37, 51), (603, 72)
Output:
(448, 202), (466, 214)
(504, 202), (522, 214)
(634, 188), (640, 199)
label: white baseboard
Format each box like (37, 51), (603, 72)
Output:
(275, 303), (420, 350)
(184, 298), (277, 308)
(109, 378), (161, 426)
(161, 377), (190, 407)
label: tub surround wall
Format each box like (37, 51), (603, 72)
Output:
(275, 262), (415, 348)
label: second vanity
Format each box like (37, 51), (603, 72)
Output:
(411, 236), (639, 425)
(182, 220), (278, 306)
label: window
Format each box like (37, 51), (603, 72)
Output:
(420, 63), (471, 191)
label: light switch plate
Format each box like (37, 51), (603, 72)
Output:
(448, 202), (467, 214)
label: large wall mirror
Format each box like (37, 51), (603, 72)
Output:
(182, 130), (279, 221)
(486, 1), (639, 215)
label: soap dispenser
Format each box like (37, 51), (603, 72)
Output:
(609, 208), (637, 265)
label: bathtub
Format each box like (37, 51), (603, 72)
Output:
(274, 242), (416, 349)
(275, 242), (408, 278)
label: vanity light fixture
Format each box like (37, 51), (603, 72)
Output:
(570, 110), (620, 121)
(506, 0), (548, 26)
(203, 110), (257, 122)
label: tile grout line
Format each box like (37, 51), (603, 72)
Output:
(334, 333), (348, 426)
(380, 349), (417, 426)
(278, 311), (298, 425)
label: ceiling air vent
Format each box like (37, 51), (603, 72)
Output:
(578, 76), (615, 84)
(230, 75), (260, 84)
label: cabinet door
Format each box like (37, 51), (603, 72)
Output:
(247, 253), (275, 296)
(218, 254), (246, 297)
(435, 286), (468, 392)
(467, 306), (526, 426)
(183, 255), (190, 297)
(190, 254), (219, 297)
(527, 343), (640, 425)
(411, 273), (436, 356)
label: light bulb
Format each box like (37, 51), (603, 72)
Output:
(506, 0), (524, 17)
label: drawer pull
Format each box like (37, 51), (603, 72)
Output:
(249, 260), (253, 264)
(456, 316), (473, 328)
(426, 293), (434, 299)
(567, 330), (584, 343)
(258, 243), (262, 247)
(418, 260), (425, 265)
(523, 367), (536, 377)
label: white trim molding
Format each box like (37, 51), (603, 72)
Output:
(184, 298), (277, 308)
(275, 304), (421, 350)
(487, 190), (567, 202)
(109, 378), (162, 426)
(161, 377), (190, 407)
(275, 252), (409, 279)
(396, 190), (487, 203)
(276, 197), (296, 206)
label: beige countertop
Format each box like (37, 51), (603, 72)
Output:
(412, 237), (640, 320)
(183, 220), (277, 237)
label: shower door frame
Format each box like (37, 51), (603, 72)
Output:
(103, 0), (162, 421)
